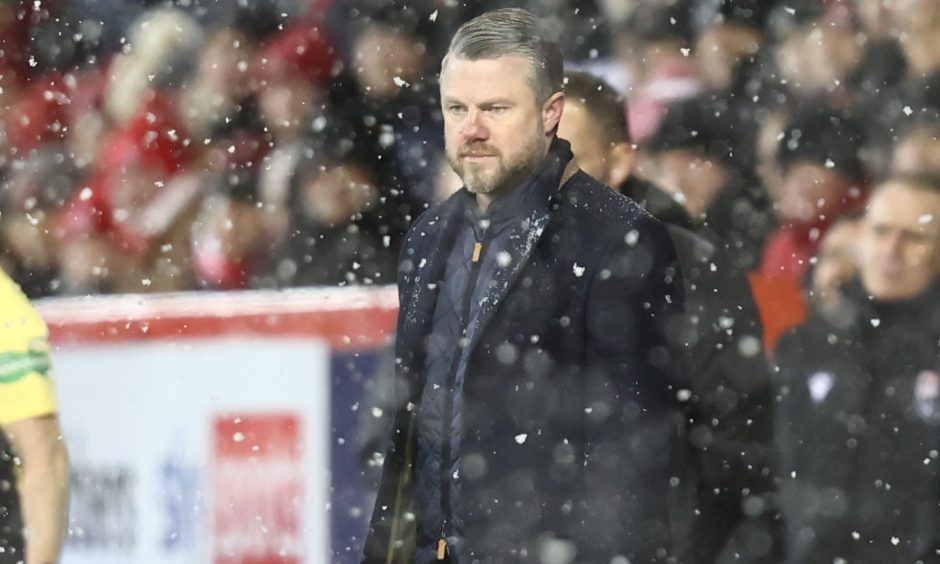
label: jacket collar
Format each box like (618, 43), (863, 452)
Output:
(838, 277), (940, 335)
(400, 137), (575, 359)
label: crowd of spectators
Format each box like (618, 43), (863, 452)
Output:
(0, 0), (444, 295)
(0, 0), (936, 317)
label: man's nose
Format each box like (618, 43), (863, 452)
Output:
(460, 109), (488, 141)
(884, 232), (905, 259)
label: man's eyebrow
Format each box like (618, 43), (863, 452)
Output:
(442, 97), (515, 106)
(480, 99), (515, 107)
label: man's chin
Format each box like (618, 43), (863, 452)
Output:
(463, 172), (501, 195)
(465, 182), (499, 195)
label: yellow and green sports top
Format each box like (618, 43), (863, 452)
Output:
(0, 270), (56, 425)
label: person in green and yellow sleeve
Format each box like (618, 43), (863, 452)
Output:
(0, 270), (69, 564)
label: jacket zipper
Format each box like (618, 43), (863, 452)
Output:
(438, 236), (486, 559)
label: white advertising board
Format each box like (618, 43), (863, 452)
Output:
(52, 338), (330, 564)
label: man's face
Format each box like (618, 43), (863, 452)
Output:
(695, 23), (762, 92)
(858, 182), (940, 302)
(887, 0), (940, 31)
(653, 149), (728, 219)
(776, 22), (861, 95)
(258, 78), (317, 139)
(892, 128), (940, 176)
(778, 161), (854, 223)
(354, 26), (426, 100)
(440, 55), (553, 197)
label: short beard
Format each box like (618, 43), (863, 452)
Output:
(448, 128), (546, 197)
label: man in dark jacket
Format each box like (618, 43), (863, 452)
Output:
(363, 8), (686, 564)
(774, 173), (940, 564)
(558, 71), (781, 564)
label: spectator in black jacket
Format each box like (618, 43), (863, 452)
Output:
(558, 70), (781, 564)
(363, 9), (685, 563)
(774, 172), (940, 564)
(644, 96), (774, 270)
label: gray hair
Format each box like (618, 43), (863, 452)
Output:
(442, 8), (564, 103)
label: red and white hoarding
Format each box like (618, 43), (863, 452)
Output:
(38, 287), (398, 564)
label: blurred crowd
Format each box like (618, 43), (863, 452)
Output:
(0, 0), (445, 296)
(0, 0), (935, 319)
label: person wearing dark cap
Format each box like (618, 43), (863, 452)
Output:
(560, 70), (781, 564)
(645, 96), (773, 269)
(757, 101), (867, 286)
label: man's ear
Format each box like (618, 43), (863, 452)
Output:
(542, 91), (565, 135)
(607, 142), (636, 188)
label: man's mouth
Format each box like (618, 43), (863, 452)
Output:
(878, 263), (905, 277)
(461, 153), (495, 164)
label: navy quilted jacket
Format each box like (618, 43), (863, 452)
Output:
(363, 138), (687, 563)
(414, 156), (556, 563)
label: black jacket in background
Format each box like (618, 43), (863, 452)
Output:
(622, 177), (782, 564)
(774, 279), (940, 564)
(363, 140), (687, 563)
